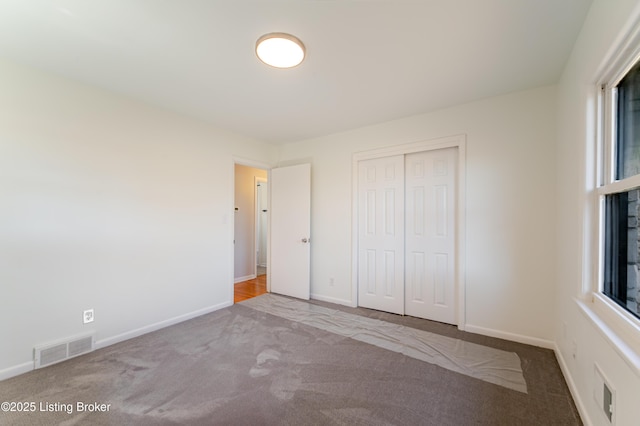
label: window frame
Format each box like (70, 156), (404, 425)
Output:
(592, 42), (640, 357)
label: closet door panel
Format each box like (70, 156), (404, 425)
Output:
(405, 148), (457, 324)
(357, 155), (405, 314)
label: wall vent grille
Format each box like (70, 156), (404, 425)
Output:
(34, 334), (94, 369)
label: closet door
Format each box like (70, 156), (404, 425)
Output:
(405, 148), (457, 324)
(357, 155), (405, 314)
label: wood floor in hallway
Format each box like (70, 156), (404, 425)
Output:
(234, 274), (267, 303)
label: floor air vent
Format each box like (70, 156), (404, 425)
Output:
(34, 333), (94, 369)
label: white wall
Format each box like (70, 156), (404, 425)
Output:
(234, 164), (267, 281)
(278, 85), (558, 346)
(0, 59), (276, 379)
(556, 1), (640, 425)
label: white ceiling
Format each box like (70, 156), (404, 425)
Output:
(0, 1), (592, 144)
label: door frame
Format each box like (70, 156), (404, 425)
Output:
(351, 134), (467, 330)
(232, 157), (272, 302)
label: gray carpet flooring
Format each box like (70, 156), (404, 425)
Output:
(0, 295), (581, 425)
(242, 294), (527, 393)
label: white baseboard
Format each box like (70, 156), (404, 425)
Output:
(1, 301), (233, 383)
(554, 342), (591, 426)
(95, 300), (232, 349)
(0, 361), (34, 382)
(464, 324), (555, 349)
(234, 274), (256, 284)
(310, 293), (356, 307)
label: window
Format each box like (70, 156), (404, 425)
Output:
(600, 59), (640, 320)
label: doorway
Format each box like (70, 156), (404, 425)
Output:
(352, 135), (466, 327)
(234, 164), (268, 303)
(256, 177), (268, 277)
(232, 161), (312, 304)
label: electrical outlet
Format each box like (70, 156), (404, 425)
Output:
(603, 382), (613, 422)
(594, 364), (615, 424)
(83, 309), (94, 324)
(329, 277), (335, 286)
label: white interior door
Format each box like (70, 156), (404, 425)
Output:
(405, 148), (457, 324)
(270, 163), (311, 300)
(357, 155), (405, 314)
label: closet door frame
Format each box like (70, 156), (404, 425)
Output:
(351, 134), (467, 330)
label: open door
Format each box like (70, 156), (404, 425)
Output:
(270, 163), (311, 300)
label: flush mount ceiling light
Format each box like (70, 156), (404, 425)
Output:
(256, 33), (305, 68)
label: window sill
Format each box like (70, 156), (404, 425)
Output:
(575, 295), (640, 378)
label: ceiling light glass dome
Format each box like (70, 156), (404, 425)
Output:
(256, 33), (305, 68)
